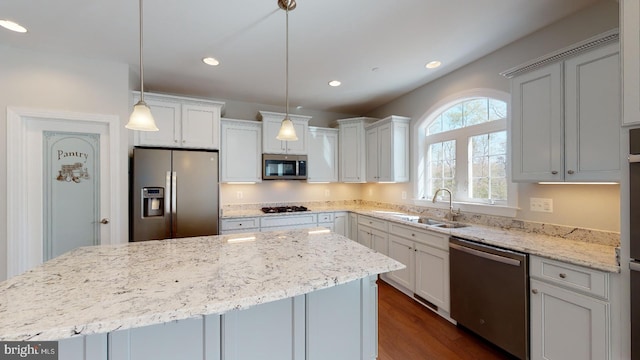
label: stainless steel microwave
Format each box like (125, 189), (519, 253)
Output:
(263, 154), (307, 180)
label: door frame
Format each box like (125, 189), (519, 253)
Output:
(6, 107), (122, 278)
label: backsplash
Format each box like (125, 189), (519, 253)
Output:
(221, 200), (620, 247)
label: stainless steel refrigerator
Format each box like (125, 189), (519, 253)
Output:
(131, 148), (219, 242)
(630, 129), (640, 359)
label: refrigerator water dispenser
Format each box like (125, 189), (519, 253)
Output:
(142, 187), (164, 217)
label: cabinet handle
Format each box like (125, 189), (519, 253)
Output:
(559, 273), (567, 279)
(551, 170), (558, 175)
(567, 170), (575, 175)
(531, 289), (538, 294)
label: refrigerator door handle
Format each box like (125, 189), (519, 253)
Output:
(165, 171), (172, 216)
(630, 154), (640, 163)
(172, 171), (177, 236)
(631, 261), (640, 272)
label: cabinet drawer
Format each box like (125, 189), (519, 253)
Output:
(317, 213), (334, 223)
(530, 256), (609, 299)
(389, 223), (448, 250)
(358, 215), (387, 232)
(220, 218), (260, 231)
(261, 214), (318, 228)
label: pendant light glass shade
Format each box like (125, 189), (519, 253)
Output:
(126, 101), (159, 131)
(125, 0), (159, 132)
(276, 0), (298, 142)
(276, 118), (298, 141)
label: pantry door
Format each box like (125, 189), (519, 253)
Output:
(6, 108), (121, 278)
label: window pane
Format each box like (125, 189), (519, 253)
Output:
(426, 140), (456, 198)
(442, 104), (464, 131)
(469, 130), (507, 201)
(464, 99), (489, 126)
(489, 131), (507, 155)
(427, 115), (442, 135)
(489, 99), (507, 120)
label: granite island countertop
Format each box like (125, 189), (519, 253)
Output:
(0, 228), (404, 341)
(222, 206), (620, 273)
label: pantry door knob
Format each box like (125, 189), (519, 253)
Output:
(100, 218), (110, 224)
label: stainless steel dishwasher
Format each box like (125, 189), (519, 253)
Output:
(449, 237), (529, 360)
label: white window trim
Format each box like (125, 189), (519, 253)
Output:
(412, 88), (518, 217)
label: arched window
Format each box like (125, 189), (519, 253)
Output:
(416, 90), (516, 213)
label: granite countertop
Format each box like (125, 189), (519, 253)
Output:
(0, 229), (404, 341)
(222, 206), (620, 273)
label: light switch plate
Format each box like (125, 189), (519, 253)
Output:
(530, 197), (553, 213)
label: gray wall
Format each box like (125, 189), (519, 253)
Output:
(0, 45), (132, 281)
(364, 0), (621, 232)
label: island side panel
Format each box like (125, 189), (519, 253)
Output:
(306, 277), (370, 360)
(59, 333), (107, 360)
(221, 295), (304, 360)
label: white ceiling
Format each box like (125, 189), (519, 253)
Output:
(0, 0), (603, 114)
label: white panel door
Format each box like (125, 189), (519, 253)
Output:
(530, 279), (609, 360)
(414, 243), (450, 312)
(181, 103), (220, 149)
(387, 235), (415, 291)
(220, 120), (262, 182)
(137, 98), (180, 147)
(11, 113), (116, 276)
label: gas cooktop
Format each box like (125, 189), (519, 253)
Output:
(261, 206), (309, 213)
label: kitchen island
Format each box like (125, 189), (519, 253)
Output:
(0, 228), (404, 360)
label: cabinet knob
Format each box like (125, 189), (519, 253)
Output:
(183, 140), (186, 143)
(411, 233), (415, 237)
(551, 170), (558, 175)
(239, 223), (242, 226)
(559, 273), (567, 279)
(174, 140), (178, 143)
(531, 289), (539, 294)
(567, 170), (575, 175)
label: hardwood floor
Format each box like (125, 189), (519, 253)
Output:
(377, 279), (515, 360)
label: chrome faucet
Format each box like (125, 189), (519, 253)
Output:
(432, 188), (460, 221)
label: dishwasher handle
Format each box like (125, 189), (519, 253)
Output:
(450, 242), (521, 267)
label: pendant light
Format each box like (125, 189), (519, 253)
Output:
(276, 0), (298, 141)
(126, 0), (159, 131)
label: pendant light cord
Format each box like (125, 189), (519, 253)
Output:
(285, 0), (290, 119)
(139, 0), (145, 103)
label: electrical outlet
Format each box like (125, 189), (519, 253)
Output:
(530, 197), (553, 213)
(401, 191), (407, 200)
(324, 189), (330, 197)
(236, 191), (243, 200)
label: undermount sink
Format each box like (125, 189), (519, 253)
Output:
(418, 217), (469, 229)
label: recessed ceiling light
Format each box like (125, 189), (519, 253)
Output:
(0, 20), (27, 33)
(328, 80), (341, 87)
(202, 57), (220, 66)
(425, 60), (442, 69)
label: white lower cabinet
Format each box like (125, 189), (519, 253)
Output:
(219, 217), (260, 234)
(105, 277), (376, 360)
(529, 255), (611, 360)
(386, 223), (450, 313)
(59, 334), (107, 360)
(357, 215), (388, 255)
(349, 213), (358, 240)
(333, 212), (348, 236)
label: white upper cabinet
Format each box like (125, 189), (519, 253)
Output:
(132, 92), (224, 150)
(307, 127), (339, 183)
(365, 116), (411, 183)
(259, 111), (311, 155)
(623, 0), (640, 126)
(505, 31), (620, 182)
(337, 117), (377, 183)
(220, 118), (262, 183)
